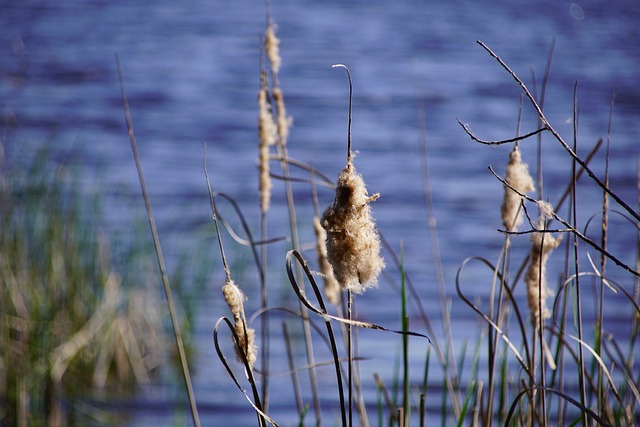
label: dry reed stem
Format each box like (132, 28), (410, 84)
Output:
(222, 278), (257, 369)
(313, 216), (341, 304)
(321, 159), (384, 293)
(501, 144), (535, 232)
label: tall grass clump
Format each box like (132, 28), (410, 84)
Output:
(0, 143), (186, 427)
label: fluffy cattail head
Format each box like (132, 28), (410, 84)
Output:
(264, 25), (281, 75)
(501, 144), (535, 232)
(321, 160), (384, 293)
(525, 218), (562, 330)
(272, 87), (292, 145)
(313, 216), (341, 305)
(258, 85), (276, 213)
(222, 278), (257, 368)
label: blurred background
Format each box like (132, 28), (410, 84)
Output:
(1, 0), (639, 425)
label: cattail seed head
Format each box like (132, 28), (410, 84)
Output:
(258, 86), (276, 213)
(272, 87), (292, 145)
(536, 200), (555, 220)
(501, 144), (535, 232)
(264, 25), (281, 75)
(525, 218), (562, 330)
(222, 278), (257, 368)
(313, 216), (341, 305)
(321, 160), (384, 293)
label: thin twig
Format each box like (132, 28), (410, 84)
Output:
(474, 40), (640, 224)
(489, 166), (640, 278)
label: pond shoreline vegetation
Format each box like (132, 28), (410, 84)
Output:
(2, 7), (639, 427)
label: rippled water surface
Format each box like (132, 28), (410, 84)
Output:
(2, 1), (639, 425)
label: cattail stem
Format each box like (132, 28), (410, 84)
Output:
(332, 64), (353, 163)
(204, 144), (232, 281)
(571, 82), (588, 427)
(347, 289), (353, 427)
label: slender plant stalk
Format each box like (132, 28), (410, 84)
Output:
(115, 54), (200, 427)
(597, 90), (615, 418)
(571, 82), (588, 427)
(488, 98), (525, 426)
(400, 244), (410, 427)
(537, 230), (547, 425)
(531, 39), (555, 200)
(282, 322), (304, 417)
(416, 84), (461, 420)
(258, 44), (271, 412)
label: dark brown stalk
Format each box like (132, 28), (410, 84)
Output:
(285, 250), (347, 427)
(214, 318), (274, 427)
(332, 64), (353, 163)
(504, 387), (612, 427)
(333, 63), (354, 427)
(455, 257), (532, 379)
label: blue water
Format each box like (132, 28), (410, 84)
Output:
(2, 1), (639, 425)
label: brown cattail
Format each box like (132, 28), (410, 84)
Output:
(313, 216), (341, 304)
(525, 217), (562, 330)
(264, 23), (291, 145)
(501, 144), (535, 232)
(272, 87), (292, 145)
(258, 82), (276, 213)
(222, 278), (257, 368)
(264, 24), (281, 75)
(321, 159), (384, 293)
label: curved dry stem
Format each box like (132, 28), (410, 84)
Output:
(602, 334), (640, 408)
(269, 154), (335, 186)
(213, 317), (276, 427)
(566, 334), (624, 408)
(214, 191), (287, 248)
(504, 386), (612, 427)
(248, 306), (334, 358)
(457, 120), (546, 145)
(269, 171), (334, 188)
(455, 256), (532, 378)
(286, 250), (430, 341)
(285, 249), (346, 427)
